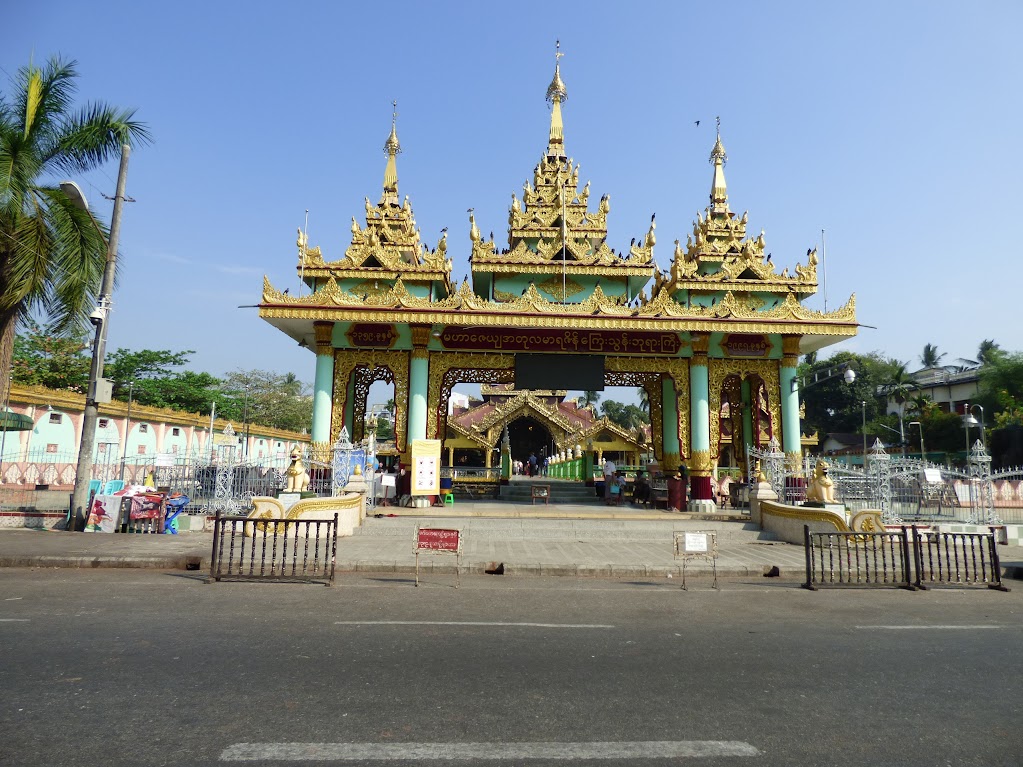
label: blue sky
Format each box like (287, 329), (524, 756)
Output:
(5, 1), (1022, 399)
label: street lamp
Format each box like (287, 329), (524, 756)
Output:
(962, 402), (980, 458)
(118, 380), (134, 481)
(969, 404), (986, 450)
(66, 144), (132, 530)
(862, 400), (867, 462)
(243, 385), (250, 460)
(909, 421), (925, 461)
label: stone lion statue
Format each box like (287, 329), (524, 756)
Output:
(805, 459), (836, 504)
(285, 444), (310, 493)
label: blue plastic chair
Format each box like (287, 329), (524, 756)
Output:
(88, 479), (102, 496)
(102, 479), (125, 495)
(163, 496), (190, 535)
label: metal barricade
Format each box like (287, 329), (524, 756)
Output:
(803, 526), (913, 590)
(208, 511), (338, 585)
(911, 526), (1008, 591)
(803, 524), (1009, 592)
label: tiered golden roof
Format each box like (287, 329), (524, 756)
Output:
(294, 103), (452, 292)
(470, 43), (655, 297)
(660, 119), (817, 299)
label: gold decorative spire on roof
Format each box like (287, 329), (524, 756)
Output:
(381, 101), (401, 204)
(546, 40), (567, 157)
(709, 116), (728, 213)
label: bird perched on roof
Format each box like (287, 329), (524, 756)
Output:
(766, 253), (772, 263)
(282, 288), (289, 295)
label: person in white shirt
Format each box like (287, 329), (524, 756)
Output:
(602, 458), (616, 503)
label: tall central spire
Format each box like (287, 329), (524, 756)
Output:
(381, 100), (401, 204)
(546, 40), (567, 158)
(709, 116), (729, 215)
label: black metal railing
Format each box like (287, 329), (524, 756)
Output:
(911, 527), (1006, 590)
(208, 512), (338, 585)
(803, 527), (913, 590)
(803, 525), (1009, 592)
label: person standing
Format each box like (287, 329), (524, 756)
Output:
(528, 452), (538, 477)
(602, 457), (617, 503)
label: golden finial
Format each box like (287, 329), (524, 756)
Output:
(382, 100), (400, 199)
(710, 115), (726, 165)
(383, 100), (401, 156)
(546, 40), (567, 103)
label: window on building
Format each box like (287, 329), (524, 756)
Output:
(46, 443), (58, 453)
(99, 419), (109, 428)
(172, 428), (180, 436)
(171, 445), (179, 453)
(139, 424), (148, 433)
(48, 413), (62, 424)
(137, 445), (146, 455)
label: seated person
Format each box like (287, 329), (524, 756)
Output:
(608, 471), (627, 505)
(632, 470), (652, 506)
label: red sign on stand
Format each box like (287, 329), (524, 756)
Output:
(414, 526), (462, 588)
(416, 527), (460, 551)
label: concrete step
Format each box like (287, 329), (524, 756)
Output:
(354, 515), (779, 544)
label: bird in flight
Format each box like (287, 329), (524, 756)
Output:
(694, 120), (700, 126)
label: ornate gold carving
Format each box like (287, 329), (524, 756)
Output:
(427, 353), (517, 440)
(410, 348), (429, 361)
(690, 333), (710, 355)
(313, 321), (333, 354)
(689, 449), (713, 475)
(782, 335), (802, 357)
(785, 451), (803, 473)
(605, 356), (689, 461)
(661, 451), (680, 471)
(708, 359), (781, 462)
(537, 275), (585, 300)
(410, 325), (432, 347)
(332, 350), (409, 452)
(759, 499), (850, 532)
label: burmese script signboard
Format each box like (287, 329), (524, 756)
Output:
(346, 323), (397, 348)
(414, 526), (462, 588)
(439, 328), (681, 355)
(723, 334), (769, 358)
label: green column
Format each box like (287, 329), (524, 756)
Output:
(661, 377), (680, 470)
(311, 351), (334, 444)
(780, 337), (803, 472)
(741, 378), (754, 463)
(408, 351), (429, 442)
(688, 349), (715, 510)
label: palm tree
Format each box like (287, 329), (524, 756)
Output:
(976, 339), (1002, 366)
(581, 390), (601, 413)
(883, 363), (917, 407)
(0, 56), (150, 396)
(919, 343), (945, 369)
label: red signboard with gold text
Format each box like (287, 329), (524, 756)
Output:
(723, 334), (769, 358)
(346, 323), (397, 348)
(439, 328), (681, 355)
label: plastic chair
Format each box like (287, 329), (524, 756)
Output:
(88, 479), (102, 496)
(439, 477), (454, 506)
(102, 479), (125, 495)
(163, 495), (190, 535)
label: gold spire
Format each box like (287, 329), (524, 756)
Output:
(709, 116), (728, 213)
(381, 101), (401, 203)
(546, 41), (567, 157)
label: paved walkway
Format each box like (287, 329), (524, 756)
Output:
(1, 500), (1020, 582)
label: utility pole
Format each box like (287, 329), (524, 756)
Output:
(69, 145), (131, 529)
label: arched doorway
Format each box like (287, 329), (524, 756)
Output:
(508, 417), (553, 470)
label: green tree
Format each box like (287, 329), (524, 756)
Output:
(919, 343), (945, 368)
(223, 369), (312, 433)
(10, 319), (90, 391)
(0, 57), (150, 396)
(979, 351), (1023, 428)
(600, 400), (649, 430)
(580, 390), (601, 412)
(798, 351), (896, 437)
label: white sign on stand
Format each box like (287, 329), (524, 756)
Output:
(673, 530), (719, 590)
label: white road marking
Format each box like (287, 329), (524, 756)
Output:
(855, 625), (1002, 630)
(221, 741), (760, 761)
(335, 621), (614, 628)
(0, 618), (29, 622)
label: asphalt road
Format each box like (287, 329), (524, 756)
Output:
(0, 569), (1020, 766)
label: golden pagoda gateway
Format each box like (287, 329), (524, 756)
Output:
(258, 47), (856, 510)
